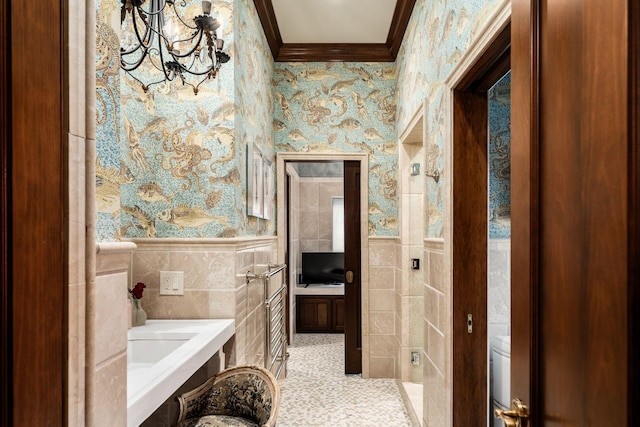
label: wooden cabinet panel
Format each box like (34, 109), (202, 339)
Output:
(333, 297), (345, 332)
(296, 295), (344, 333)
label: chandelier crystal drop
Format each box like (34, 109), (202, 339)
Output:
(120, 0), (231, 95)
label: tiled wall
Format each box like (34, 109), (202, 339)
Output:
(92, 243), (136, 427)
(129, 237), (277, 366)
(397, 137), (426, 384)
(298, 178), (343, 255)
(368, 238), (399, 378)
(422, 239), (447, 427)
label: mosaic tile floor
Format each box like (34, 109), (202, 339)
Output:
(277, 334), (414, 427)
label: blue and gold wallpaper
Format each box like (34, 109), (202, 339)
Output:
(96, 0), (123, 241)
(488, 71), (511, 239)
(273, 63), (399, 236)
(396, 0), (502, 238)
(97, 0), (507, 242)
(96, 0), (275, 240)
(235, 0), (276, 236)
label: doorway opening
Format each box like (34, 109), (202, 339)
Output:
(276, 153), (368, 375)
(447, 19), (511, 427)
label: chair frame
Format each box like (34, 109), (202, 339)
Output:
(176, 365), (281, 427)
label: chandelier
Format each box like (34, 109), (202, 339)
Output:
(120, 0), (231, 95)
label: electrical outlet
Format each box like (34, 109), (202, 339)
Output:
(411, 351), (420, 365)
(159, 271), (184, 295)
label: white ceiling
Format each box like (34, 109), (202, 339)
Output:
(271, 0), (398, 44)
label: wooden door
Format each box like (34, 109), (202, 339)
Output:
(510, 0), (638, 425)
(344, 160), (362, 374)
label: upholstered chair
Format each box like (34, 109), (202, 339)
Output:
(175, 365), (280, 427)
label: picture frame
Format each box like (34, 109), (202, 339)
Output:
(247, 143), (274, 219)
(247, 143), (264, 218)
(263, 157), (273, 220)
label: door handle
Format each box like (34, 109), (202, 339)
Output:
(346, 271), (353, 283)
(495, 399), (529, 427)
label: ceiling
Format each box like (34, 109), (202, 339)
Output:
(253, 0), (416, 62)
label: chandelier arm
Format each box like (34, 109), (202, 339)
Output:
(171, 29), (206, 59)
(143, 47), (170, 73)
(156, 40), (178, 81)
(130, 3), (156, 47)
(169, 0), (198, 31)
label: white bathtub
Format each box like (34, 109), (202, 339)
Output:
(127, 319), (235, 427)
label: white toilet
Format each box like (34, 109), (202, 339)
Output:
(490, 335), (511, 427)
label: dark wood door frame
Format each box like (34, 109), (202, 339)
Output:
(451, 23), (510, 427)
(1, 0), (12, 423)
(2, 0), (67, 425)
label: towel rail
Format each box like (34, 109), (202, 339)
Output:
(246, 263), (289, 378)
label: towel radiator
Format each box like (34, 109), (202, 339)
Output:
(246, 263), (289, 378)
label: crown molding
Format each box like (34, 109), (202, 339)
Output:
(254, 0), (416, 62)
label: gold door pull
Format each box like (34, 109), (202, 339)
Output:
(495, 399), (529, 427)
(346, 271), (354, 283)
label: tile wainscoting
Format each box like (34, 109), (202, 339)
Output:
(127, 237), (277, 367)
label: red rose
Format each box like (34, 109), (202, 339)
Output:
(130, 282), (146, 299)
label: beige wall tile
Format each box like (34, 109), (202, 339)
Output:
(93, 355), (127, 427)
(410, 296), (423, 345)
(370, 311), (395, 335)
(426, 323), (445, 375)
(68, 282), (86, 427)
(299, 181), (318, 208)
(424, 285), (440, 331)
(236, 249), (255, 273)
(369, 334), (397, 356)
(132, 251), (171, 290)
(170, 251), (236, 289)
(370, 266), (395, 289)
(142, 289), (211, 319)
(369, 241), (396, 266)
(69, 218), (86, 287)
(299, 211), (319, 239)
(209, 289), (237, 318)
(369, 356), (395, 378)
(428, 251), (445, 294)
(370, 289), (395, 311)
(94, 272), (128, 365)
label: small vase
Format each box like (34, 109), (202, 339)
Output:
(131, 297), (147, 327)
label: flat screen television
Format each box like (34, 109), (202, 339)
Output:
(300, 252), (344, 285)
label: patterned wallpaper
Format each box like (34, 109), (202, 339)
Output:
(97, 0), (506, 241)
(396, 0), (502, 238)
(488, 71), (511, 239)
(95, 0), (275, 240)
(235, 0), (276, 236)
(95, 0), (122, 242)
(273, 62), (399, 236)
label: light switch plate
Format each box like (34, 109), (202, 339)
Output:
(159, 271), (184, 295)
